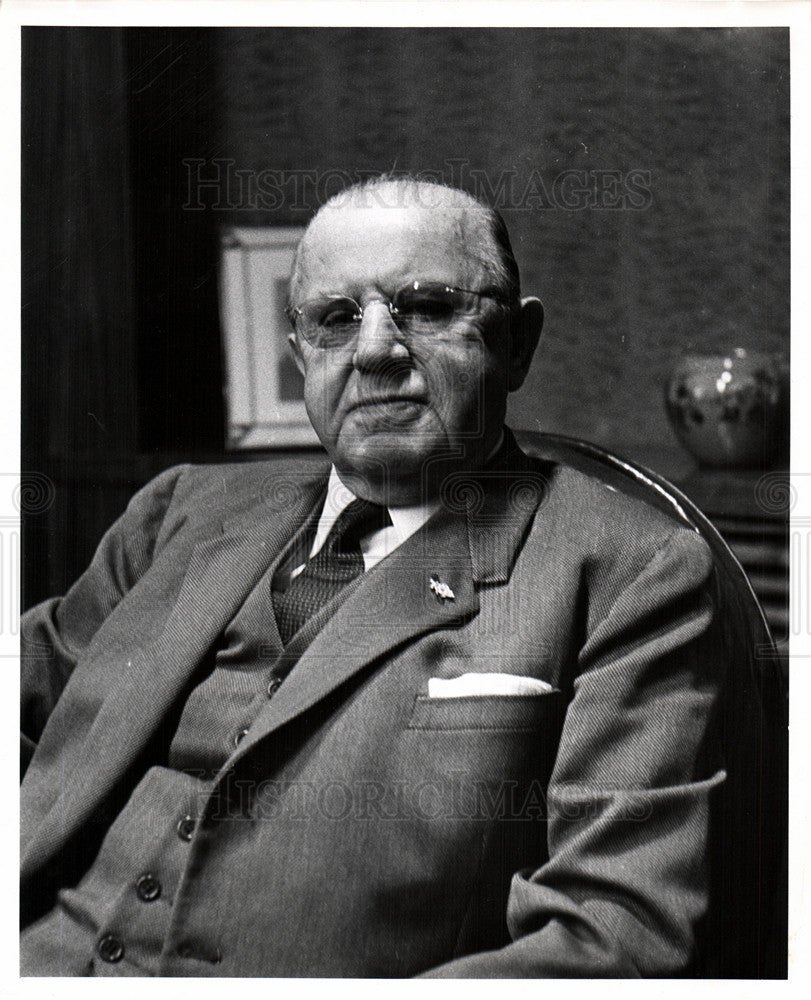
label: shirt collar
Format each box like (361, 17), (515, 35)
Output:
(317, 428), (506, 545)
(317, 468), (439, 550)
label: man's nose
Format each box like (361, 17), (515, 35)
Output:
(352, 301), (410, 370)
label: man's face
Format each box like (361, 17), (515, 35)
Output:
(289, 198), (519, 503)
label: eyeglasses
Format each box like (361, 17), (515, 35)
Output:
(287, 280), (511, 349)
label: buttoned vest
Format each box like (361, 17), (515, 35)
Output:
(20, 493), (370, 976)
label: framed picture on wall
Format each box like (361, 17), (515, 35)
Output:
(219, 225), (319, 448)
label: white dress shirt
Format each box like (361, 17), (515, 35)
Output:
(290, 468), (441, 579)
(292, 431), (505, 579)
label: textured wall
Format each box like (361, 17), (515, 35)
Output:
(216, 26), (788, 476)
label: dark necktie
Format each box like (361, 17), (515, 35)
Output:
(273, 497), (391, 646)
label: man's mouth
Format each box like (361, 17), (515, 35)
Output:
(347, 395), (428, 412)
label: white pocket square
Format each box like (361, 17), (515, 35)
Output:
(427, 673), (555, 698)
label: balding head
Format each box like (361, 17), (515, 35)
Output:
(290, 177), (520, 309)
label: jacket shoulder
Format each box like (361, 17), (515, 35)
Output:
(534, 458), (712, 579)
(158, 454), (330, 521)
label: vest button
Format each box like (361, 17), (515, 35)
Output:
(176, 815), (196, 841)
(234, 728), (250, 747)
(97, 934), (125, 963)
(267, 677), (282, 698)
(135, 873), (162, 902)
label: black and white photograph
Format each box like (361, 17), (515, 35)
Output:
(6, 0), (803, 985)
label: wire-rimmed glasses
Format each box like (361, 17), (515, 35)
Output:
(287, 279), (510, 349)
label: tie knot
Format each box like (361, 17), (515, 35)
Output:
(329, 498), (391, 555)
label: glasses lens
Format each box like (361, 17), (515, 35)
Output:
(298, 297), (361, 348)
(392, 283), (461, 334)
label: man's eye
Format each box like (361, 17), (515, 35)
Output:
(320, 302), (359, 327)
(398, 293), (456, 322)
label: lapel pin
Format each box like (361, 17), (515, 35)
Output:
(429, 576), (455, 602)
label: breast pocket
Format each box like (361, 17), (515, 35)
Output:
(406, 690), (563, 732)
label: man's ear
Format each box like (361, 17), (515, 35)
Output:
(288, 332), (306, 377)
(508, 296), (543, 392)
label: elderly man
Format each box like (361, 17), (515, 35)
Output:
(21, 177), (725, 977)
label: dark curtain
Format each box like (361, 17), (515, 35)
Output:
(22, 27), (138, 461)
(22, 27), (225, 608)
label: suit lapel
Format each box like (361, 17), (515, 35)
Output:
(463, 439), (552, 584)
(22, 468), (328, 873)
(236, 504), (478, 751)
(234, 443), (551, 755)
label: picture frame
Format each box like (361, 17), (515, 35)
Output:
(219, 225), (318, 448)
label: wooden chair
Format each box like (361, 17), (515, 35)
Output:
(516, 431), (788, 978)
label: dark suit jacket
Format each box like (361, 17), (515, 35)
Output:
(21, 437), (724, 977)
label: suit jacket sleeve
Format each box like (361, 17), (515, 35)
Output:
(420, 527), (725, 977)
(20, 465), (190, 771)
